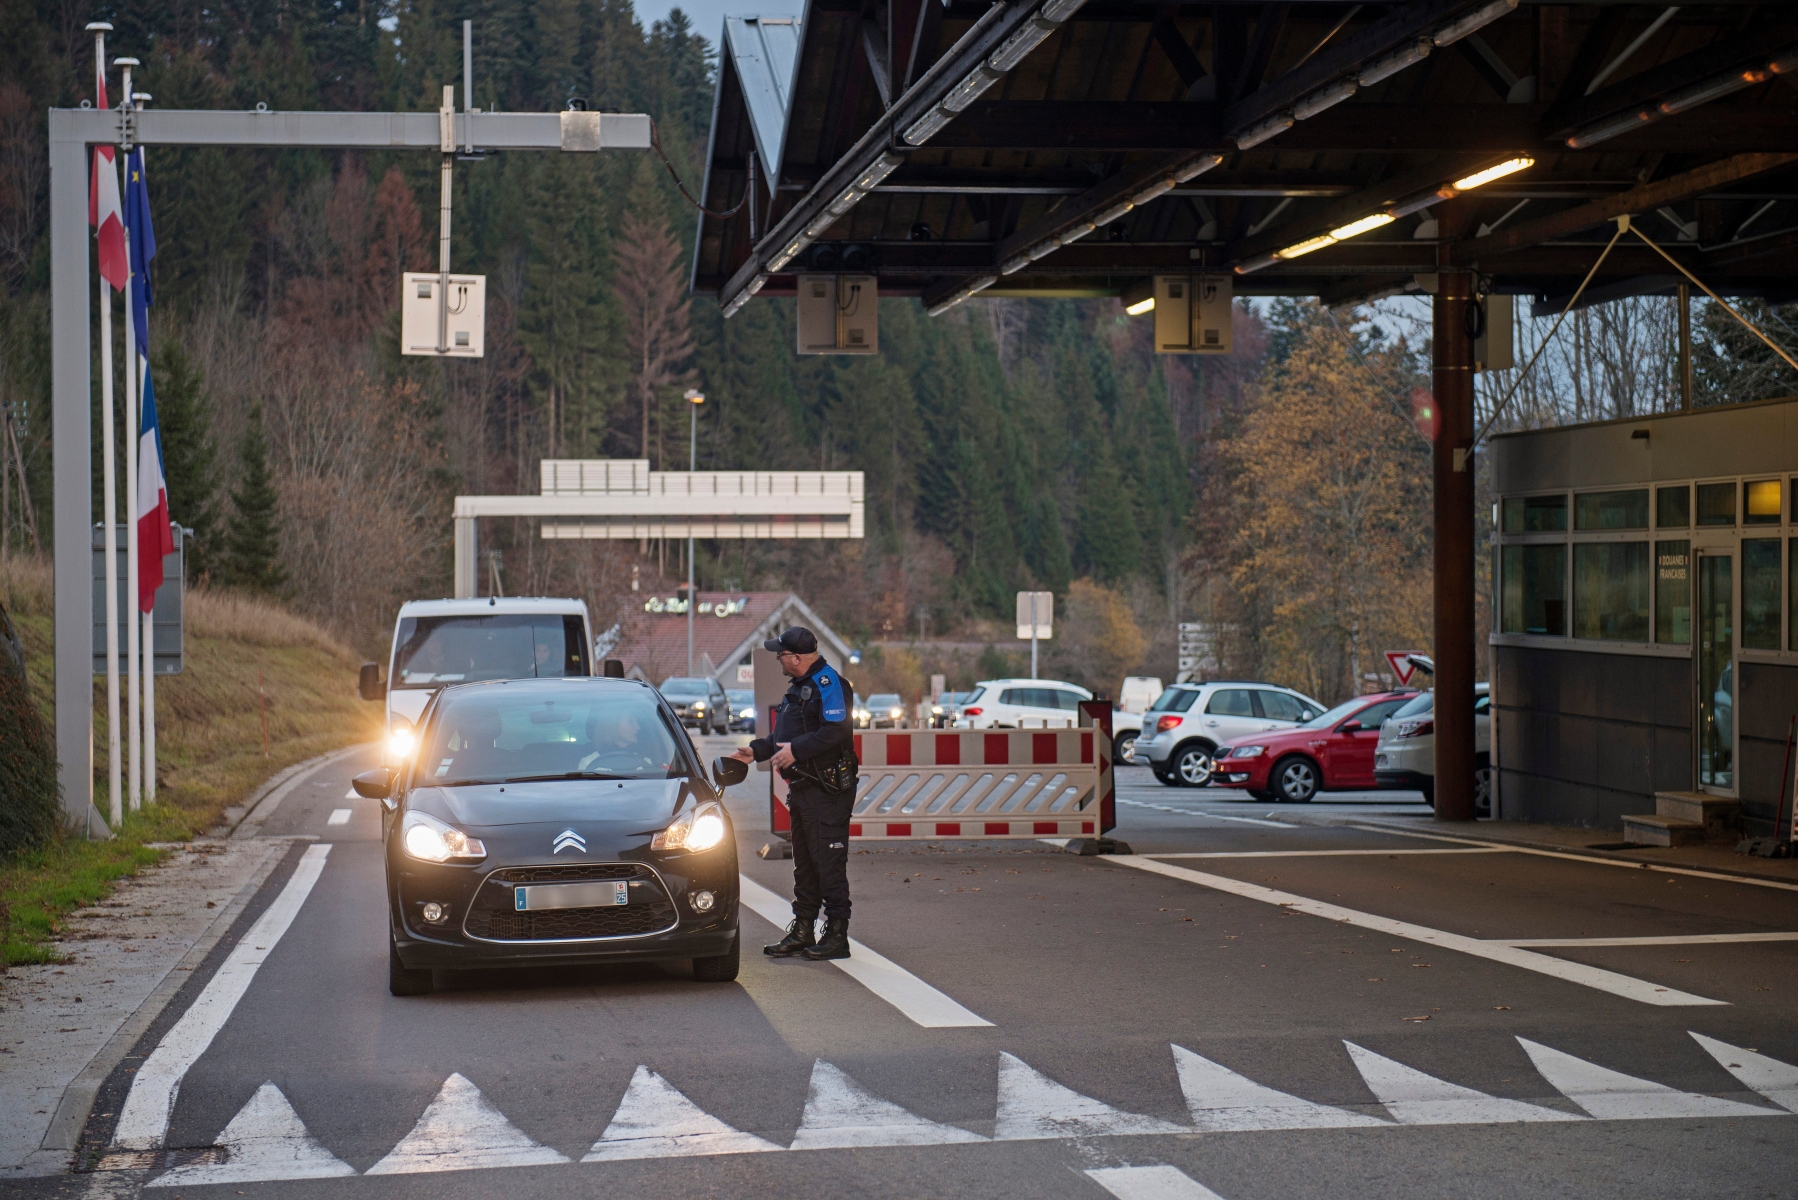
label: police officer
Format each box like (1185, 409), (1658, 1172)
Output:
(726, 627), (855, 961)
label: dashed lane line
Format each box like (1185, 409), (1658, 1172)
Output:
(1117, 799), (1289, 828)
(736, 875), (992, 1028)
(113, 844), (333, 1149)
(1154, 848), (1509, 859)
(326, 809), (352, 826)
(1104, 854), (1726, 1007)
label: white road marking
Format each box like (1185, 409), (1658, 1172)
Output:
(1516, 1038), (1782, 1121)
(1156, 848), (1508, 859)
(149, 1083), (353, 1187)
(1172, 1044), (1383, 1130)
(583, 1066), (778, 1161)
(994, 1052), (1185, 1140)
(1344, 822), (1798, 893)
(1086, 1164), (1231, 1200)
(789, 1060), (986, 1149)
(343, 788), (359, 801)
(326, 808), (352, 826)
(736, 874), (992, 1028)
(366, 1073), (570, 1174)
(1107, 854), (1727, 1007)
(1343, 1042), (1581, 1125)
(1117, 799), (1290, 828)
(114, 844), (332, 1149)
(1500, 932), (1798, 947)
(1691, 1033), (1798, 1113)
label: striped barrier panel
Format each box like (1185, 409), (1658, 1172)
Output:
(845, 729), (1112, 840)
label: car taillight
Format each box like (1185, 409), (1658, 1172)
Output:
(964, 707), (983, 716)
(1394, 719), (1434, 739)
(1156, 715), (1183, 733)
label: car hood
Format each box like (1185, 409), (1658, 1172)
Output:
(1218, 727), (1320, 751)
(414, 778), (698, 831)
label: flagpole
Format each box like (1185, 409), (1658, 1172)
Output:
(118, 59), (141, 813)
(134, 93), (157, 806)
(90, 24), (122, 829)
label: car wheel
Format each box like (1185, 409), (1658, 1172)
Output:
(1173, 745), (1214, 788)
(1473, 756), (1492, 819)
(1114, 732), (1138, 764)
(389, 939), (433, 996)
(693, 935), (740, 983)
(1271, 756), (1319, 803)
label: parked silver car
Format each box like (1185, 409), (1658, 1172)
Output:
(1135, 682), (1326, 787)
(1373, 684), (1492, 815)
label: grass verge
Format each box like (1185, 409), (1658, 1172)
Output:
(1, 554), (375, 965)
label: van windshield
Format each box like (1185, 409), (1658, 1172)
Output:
(393, 615), (589, 689)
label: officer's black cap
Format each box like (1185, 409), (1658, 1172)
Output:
(763, 627), (818, 655)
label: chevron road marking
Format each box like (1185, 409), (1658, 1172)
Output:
(1692, 1032), (1798, 1113)
(1343, 1042), (1581, 1125)
(789, 1061), (986, 1149)
(365, 1073), (570, 1174)
(583, 1067), (779, 1162)
(1516, 1038), (1782, 1121)
(1086, 1164), (1232, 1200)
(994, 1052), (1185, 1140)
(1172, 1044), (1382, 1131)
(147, 1083), (353, 1187)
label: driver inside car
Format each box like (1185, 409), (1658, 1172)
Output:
(579, 705), (662, 774)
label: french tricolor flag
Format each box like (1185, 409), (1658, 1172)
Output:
(124, 147), (173, 612)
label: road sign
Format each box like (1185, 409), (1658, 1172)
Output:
(92, 524), (183, 675)
(1016, 591), (1053, 640)
(1385, 651), (1424, 686)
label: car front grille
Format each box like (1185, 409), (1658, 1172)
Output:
(462, 863), (678, 942)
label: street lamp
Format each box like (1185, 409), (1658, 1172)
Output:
(685, 388), (704, 677)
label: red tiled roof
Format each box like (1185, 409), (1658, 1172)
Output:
(603, 591), (849, 684)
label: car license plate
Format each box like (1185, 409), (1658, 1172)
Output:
(514, 881), (629, 911)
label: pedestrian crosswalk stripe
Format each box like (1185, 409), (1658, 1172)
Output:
(994, 1052), (1186, 1140)
(1516, 1038), (1782, 1121)
(148, 1083), (353, 1187)
(1691, 1032), (1798, 1113)
(583, 1066), (780, 1161)
(1086, 1164), (1232, 1200)
(1344, 1042), (1582, 1124)
(1173, 1045), (1384, 1130)
(365, 1073), (571, 1174)
(790, 1060), (986, 1148)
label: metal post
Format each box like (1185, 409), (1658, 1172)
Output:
(1433, 212), (1477, 823)
(1677, 282), (1692, 409)
(94, 29), (122, 829)
(453, 515), (477, 598)
(687, 398), (697, 677)
(1030, 593), (1039, 678)
(119, 65), (141, 813)
(463, 22), (474, 153)
(50, 112), (101, 832)
(438, 85), (453, 353)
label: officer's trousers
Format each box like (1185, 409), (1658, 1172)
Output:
(787, 780), (853, 922)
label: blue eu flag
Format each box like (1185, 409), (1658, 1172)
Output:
(123, 149), (156, 358)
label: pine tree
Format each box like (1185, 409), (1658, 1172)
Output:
(220, 406), (286, 595)
(150, 340), (219, 581)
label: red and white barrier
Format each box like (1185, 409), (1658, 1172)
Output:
(844, 729), (1112, 840)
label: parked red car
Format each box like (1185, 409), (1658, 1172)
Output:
(1212, 690), (1420, 803)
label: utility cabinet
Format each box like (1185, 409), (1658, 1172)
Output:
(796, 274), (878, 354)
(1153, 275), (1232, 354)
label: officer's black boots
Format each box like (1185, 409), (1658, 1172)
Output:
(801, 917), (851, 960)
(763, 918), (816, 957)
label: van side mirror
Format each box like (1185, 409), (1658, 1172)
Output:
(352, 767), (394, 800)
(358, 662), (386, 702)
(712, 756), (748, 788)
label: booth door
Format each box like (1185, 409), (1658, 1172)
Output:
(1695, 549), (1735, 794)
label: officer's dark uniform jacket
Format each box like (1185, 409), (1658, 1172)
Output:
(750, 657), (856, 921)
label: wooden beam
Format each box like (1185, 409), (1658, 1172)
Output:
(1456, 153), (1798, 261)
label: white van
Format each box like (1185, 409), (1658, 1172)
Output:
(359, 597), (595, 762)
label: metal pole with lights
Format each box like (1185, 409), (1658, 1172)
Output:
(685, 387), (703, 677)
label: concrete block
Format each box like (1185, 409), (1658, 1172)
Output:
(1622, 813), (1707, 847)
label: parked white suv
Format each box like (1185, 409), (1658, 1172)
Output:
(1374, 684), (1492, 815)
(1135, 681), (1326, 787)
(954, 679), (1093, 729)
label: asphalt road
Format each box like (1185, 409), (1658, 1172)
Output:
(27, 753), (1798, 1199)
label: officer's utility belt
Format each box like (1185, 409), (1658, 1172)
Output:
(789, 748), (859, 795)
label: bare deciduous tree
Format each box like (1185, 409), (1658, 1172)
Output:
(612, 208), (694, 465)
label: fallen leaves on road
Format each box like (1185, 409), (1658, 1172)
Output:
(1494, 1006), (1511, 1010)
(1402, 1015), (1431, 1022)
(1410, 963), (1431, 968)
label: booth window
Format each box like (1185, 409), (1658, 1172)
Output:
(1502, 494), (1567, 533)
(1697, 482), (1736, 526)
(1573, 542), (1650, 641)
(1745, 480), (1782, 525)
(1502, 543), (1567, 635)
(1791, 539), (1798, 651)
(1575, 489), (1648, 530)
(1656, 540), (1691, 645)
(1657, 486), (1689, 529)
(1744, 539), (1783, 650)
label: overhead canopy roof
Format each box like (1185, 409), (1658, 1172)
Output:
(692, 1), (1798, 314)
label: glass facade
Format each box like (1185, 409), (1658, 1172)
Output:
(1657, 485), (1689, 528)
(1502, 494), (1568, 533)
(1656, 540), (1691, 645)
(1697, 482), (1736, 526)
(1575, 489), (1649, 530)
(1746, 480), (1782, 525)
(1744, 539), (1782, 650)
(1501, 544), (1567, 636)
(1573, 542), (1649, 641)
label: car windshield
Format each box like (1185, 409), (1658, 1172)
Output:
(1299, 697), (1376, 729)
(1148, 688), (1200, 713)
(726, 690), (752, 709)
(659, 677), (711, 697)
(1391, 691), (1434, 719)
(419, 685), (688, 785)
(868, 694), (902, 708)
(392, 615), (588, 689)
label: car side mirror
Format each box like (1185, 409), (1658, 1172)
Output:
(1339, 720), (1362, 733)
(352, 767), (394, 800)
(712, 756), (749, 788)
(358, 662), (386, 702)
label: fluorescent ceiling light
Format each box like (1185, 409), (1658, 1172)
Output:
(903, 105), (954, 146)
(1328, 212), (1395, 240)
(999, 252), (1032, 275)
(1058, 221), (1097, 245)
(1131, 178), (1175, 206)
(941, 64), (1005, 113)
(926, 274), (998, 317)
(1658, 67), (1767, 116)
(1292, 78), (1356, 121)
(1235, 113), (1294, 149)
(1173, 154), (1224, 183)
(1092, 199), (1134, 226)
(989, 17), (1058, 72)
(1564, 108), (1657, 149)
(1275, 233), (1339, 260)
(1451, 156), (1535, 191)
(1432, 0), (1517, 48)
(1039, 0), (1087, 22)
(854, 153), (904, 191)
(1124, 296), (1155, 316)
(1359, 37), (1431, 87)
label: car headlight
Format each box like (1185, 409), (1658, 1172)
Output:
(888, 707), (902, 718)
(401, 810), (487, 863)
(1232, 745), (1266, 758)
(652, 802), (727, 852)
(388, 720), (415, 759)
(693, 702), (706, 711)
